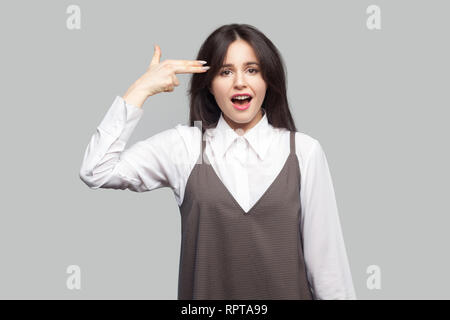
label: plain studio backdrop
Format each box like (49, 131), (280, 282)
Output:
(0, 0), (448, 299)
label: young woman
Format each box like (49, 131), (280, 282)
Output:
(79, 24), (356, 300)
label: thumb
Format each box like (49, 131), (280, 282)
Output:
(149, 44), (161, 68)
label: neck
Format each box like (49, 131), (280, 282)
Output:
(223, 109), (264, 135)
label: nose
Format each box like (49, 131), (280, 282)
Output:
(233, 70), (248, 88)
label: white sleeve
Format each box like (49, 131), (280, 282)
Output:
(79, 95), (189, 199)
(300, 139), (357, 300)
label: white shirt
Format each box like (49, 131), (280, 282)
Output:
(79, 95), (357, 300)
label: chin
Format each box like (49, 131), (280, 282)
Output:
(228, 108), (261, 124)
(227, 109), (253, 121)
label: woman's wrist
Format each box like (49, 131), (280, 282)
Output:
(122, 85), (149, 108)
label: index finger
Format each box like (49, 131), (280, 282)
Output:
(173, 64), (210, 74)
(168, 59), (207, 66)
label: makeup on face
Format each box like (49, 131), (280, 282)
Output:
(210, 40), (267, 129)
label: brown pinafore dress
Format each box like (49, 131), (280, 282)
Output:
(177, 130), (313, 300)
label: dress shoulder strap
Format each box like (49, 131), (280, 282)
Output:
(290, 131), (296, 155)
(197, 130), (207, 164)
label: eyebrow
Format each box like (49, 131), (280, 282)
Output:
(221, 62), (260, 68)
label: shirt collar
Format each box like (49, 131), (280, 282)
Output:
(206, 108), (273, 161)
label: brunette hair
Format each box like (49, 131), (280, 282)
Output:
(188, 23), (297, 133)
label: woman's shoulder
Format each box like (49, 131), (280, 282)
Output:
(172, 123), (203, 160)
(295, 130), (319, 150)
(173, 122), (202, 143)
(276, 128), (319, 152)
(276, 128), (320, 166)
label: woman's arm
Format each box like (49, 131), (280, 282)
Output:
(79, 44), (208, 195)
(300, 138), (357, 300)
(78, 95), (183, 193)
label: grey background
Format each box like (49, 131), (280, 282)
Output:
(0, 0), (448, 299)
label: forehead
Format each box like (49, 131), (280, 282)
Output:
(223, 40), (259, 65)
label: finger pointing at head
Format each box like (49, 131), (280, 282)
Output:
(172, 62), (210, 74)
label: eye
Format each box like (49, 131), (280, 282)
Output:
(219, 68), (260, 76)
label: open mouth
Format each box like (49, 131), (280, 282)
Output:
(231, 96), (252, 105)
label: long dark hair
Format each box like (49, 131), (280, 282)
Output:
(188, 23), (297, 134)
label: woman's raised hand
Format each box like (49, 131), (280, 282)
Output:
(122, 44), (210, 108)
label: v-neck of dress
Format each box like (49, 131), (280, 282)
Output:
(203, 150), (295, 216)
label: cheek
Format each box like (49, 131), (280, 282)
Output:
(255, 82), (267, 98)
(213, 85), (230, 101)
(211, 79), (223, 91)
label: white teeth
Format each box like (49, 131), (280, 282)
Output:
(233, 96), (251, 100)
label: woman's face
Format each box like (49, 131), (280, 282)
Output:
(209, 39), (267, 134)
